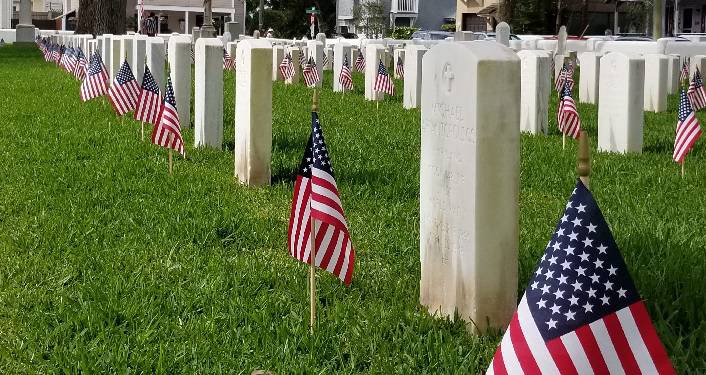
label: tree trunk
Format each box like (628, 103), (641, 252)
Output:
(555, 0), (563, 34)
(75, 0), (127, 36)
(498, 0), (515, 24)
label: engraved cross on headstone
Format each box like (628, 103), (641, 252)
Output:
(443, 64), (454, 93)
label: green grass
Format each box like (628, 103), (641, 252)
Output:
(0, 44), (705, 373)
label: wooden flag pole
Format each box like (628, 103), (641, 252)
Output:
(577, 130), (591, 188)
(309, 89), (319, 333)
(141, 121), (145, 141)
(681, 161), (685, 178)
(562, 133), (566, 150)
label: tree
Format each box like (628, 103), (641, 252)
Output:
(352, 0), (387, 39)
(75, 0), (127, 36)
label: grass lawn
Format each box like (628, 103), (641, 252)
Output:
(0, 44), (705, 373)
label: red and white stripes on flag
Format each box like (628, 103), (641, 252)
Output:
(303, 57), (320, 88)
(80, 53), (109, 102)
(279, 53), (295, 80)
(674, 89), (702, 163)
(354, 51), (366, 72)
(339, 55), (354, 91)
(134, 65), (162, 125)
(151, 77), (185, 156)
(395, 57), (404, 79)
(107, 60), (141, 116)
(687, 68), (706, 111)
(373, 60), (394, 96)
(223, 49), (236, 70)
(557, 83), (581, 139)
(288, 112), (355, 285)
(487, 298), (676, 375)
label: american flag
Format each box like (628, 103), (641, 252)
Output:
(395, 56), (404, 79)
(354, 51), (366, 72)
(279, 53), (295, 80)
(190, 46), (195, 63)
(373, 60), (394, 96)
(80, 53), (109, 102)
(687, 68), (706, 111)
(303, 57), (320, 88)
(299, 50), (307, 68)
(339, 55), (353, 91)
(555, 63), (574, 92)
(557, 81), (581, 139)
(51, 45), (61, 64)
(674, 89), (702, 163)
(63, 47), (78, 74)
(287, 112), (355, 285)
(487, 180), (675, 375)
(223, 48), (236, 70)
(107, 60), (141, 116)
(74, 48), (87, 81)
(151, 76), (185, 156)
(134, 65), (162, 125)
(322, 52), (330, 67)
(680, 60), (690, 82)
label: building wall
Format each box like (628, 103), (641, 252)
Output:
(416, 0), (455, 30)
(456, 0), (497, 32)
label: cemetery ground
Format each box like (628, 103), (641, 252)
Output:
(1, 44), (705, 373)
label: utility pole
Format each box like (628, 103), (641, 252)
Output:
(259, 0), (264, 32)
(202, 0), (216, 37)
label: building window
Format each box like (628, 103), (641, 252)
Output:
(462, 13), (486, 32)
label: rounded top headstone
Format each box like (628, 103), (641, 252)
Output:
(253, 30), (260, 39)
(495, 22), (511, 47)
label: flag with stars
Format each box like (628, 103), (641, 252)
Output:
(80, 52), (109, 102)
(74, 47), (87, 81)
(302, 57), (320, 88)
(223, 48), (236, 70)
(680, 60), (690, 82)
(687, 68), (706, 111)
(557, 80), (581, 139)
(299, 50), (307, 68)
(279, 53), (295, 80)
(339, 55), (353, 91)
(373, 59), (394, 95)
(134, 65), (162, 125)
(674, 88), (702, 163)
(395, 55), (404, 79)
(151, 76), (185, 156)
(287, 112), (355, 285)
(107, 60), (141, 116)
(322, 52), (330, 67)
(487, 180), (675, 375)
(555, 62), (574, 92)
(354, 50), (365, 72)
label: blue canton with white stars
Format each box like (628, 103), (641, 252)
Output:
(560, 80), (572, 100)
(164, 77), (177, 107)
(141, 65), (160, 94)
(679, 89), (693, 122)
(88, 53), (105, 76)
(377, 60), (388, 76)
(116, 61), (137, 85)
(526, 180), (639, 341)
(298, 113), (334, 178)
(694, 69), (703, 88)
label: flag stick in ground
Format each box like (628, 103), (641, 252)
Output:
(576, 130), (591, 188)
(169, 147), (173, 175)
(562, 133), (566, 150)
(141, 122), (145, 141)
(309, 89), (319, 333)
(681, 161), (685, 178)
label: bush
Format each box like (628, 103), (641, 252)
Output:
(390, 26), (418, 40)
(440, 23), (456, 32)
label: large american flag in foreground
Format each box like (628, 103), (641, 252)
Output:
(487, 180), (675, 375)
(557, 81), (581, 139)
(80, 53), (109, 102)
(374, 60), (394, 95)
(687, 68), (706, 111)
(107, 60), (141, 116)
(287, 112), (355, 285)
(134, 65), (162, 125)
(279, 53), (295, 80)
(151, 77), (185, 156)
(674, 89), (702, 163)
(339, 55), (353, 91)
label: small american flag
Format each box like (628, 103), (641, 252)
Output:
(487, 180), (675, 375)
(134, 65), (162, 125)
(108, 60), (141, 116)
(303, 57), (320, 88)
(80, 53), (109, 102)
(51, 45), (61, 64)
(322, 52), (330, 67)
(395, 56), (404, 79)
(299, 50), (306, 68)
(74, 48), (87, 81)
(687, 68), (706, 111)
(354, 51), (366, 72)
(62, 47), (77, 73)
(339, 55), (353, 91)
(223, 48), (236, 70)
(674, 89), (702, 163)
(557, 81), (581, 139)
(279, 53), (295, 80)
(287, 111), (355, 285)
(152, 76), (185, 156)
(373, 60), (394, 96)
(680, 60), (690, 82)
(555, 63), (574, 92)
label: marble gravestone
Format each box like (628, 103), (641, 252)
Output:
(235, 39), (273, 187)
(132, 35), (147, 83)
(598, 52), (645, 153)
(272, 45), (284, 81)
(109, 36), (122, 79)
(285, 46), (301, 84)
(120, 36), (135, 75)
(324, 46), (333, 71)
(100, 34), (113, 69)
(307, 40), (324, 88)
(168, 35), (192, 129)
(667, 54), (681, 95)
(495, 22), (510, 47)
(333, 42), (352, 92)
(393, 48), (405, 79)
(364, 44), (385, 101)
(146, 37), (165, 91)
(578, 52), (601, 104)
(644, 54), (668, 112)
(403, 45), (426, 109)
(194, 38), (224, 149)
(420, 41), (520, 333)
(690, 54), (706, 77)
(518, 50), (551, 135)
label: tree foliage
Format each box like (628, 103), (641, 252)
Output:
(244, 0), (337, 38)
(75, 0), (127, 36)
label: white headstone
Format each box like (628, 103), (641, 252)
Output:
(132, 35), (147, 84)
(598, 52), (644, 153)
(557, 25), (567, 55)
(100, 34), (113, 67)
(690, 54), (706, 77)
(194, 38), (224, 149)
(333, 42), (352, 92)
(146, 37), (165, 91)
(518, 50), (551, 135)
(420, 41), (519, 333)
(119, 36), (134, 76)
(365, 44), (385, 101)
(109, 36), (122, 79)
(222, 31), (232, 44)
(235, 39), (273, 187)
(168, 35), (192, 129)
(578, 52), (601, 104)
(316, 32), (326, 46)
(495, 22), (510, 47)
(87, 39), (97, 57)
(286, 46), (301, 84)
(272, 45), (284, 81)
(226, 41), (237, 59)
(324, 46), (333, 70)
(666, 54), (680, 95)
(307, 40), (324, 88)
(393, 48), (405, 79)
(403, 45), (426, 109)
(644, 54), (668, 112)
